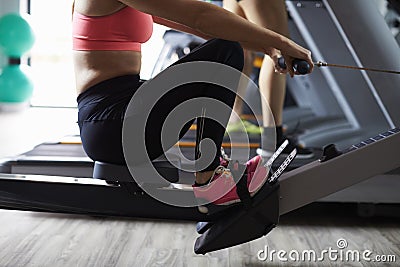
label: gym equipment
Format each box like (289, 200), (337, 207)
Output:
(151, 30), (205, 77)
(0, 138), (292, 221)
(386, 0), (400, 44)
(0, 13), (35, 57)
(0, 151), (207, 221)
(278, 57), (400, 75)
(314, 61), (400, 75)
(0, 138), (94, 178)
(284, 0), (400, 149)
(278, 57), (311, 75)
(276, 0), (400, 205)
(0, 64), (34, 103)
(195, 127), (400, 254)
(0, 134), (264, 178)
(0, 13), (35, 108)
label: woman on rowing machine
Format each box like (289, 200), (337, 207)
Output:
(72, 0), (313, 210)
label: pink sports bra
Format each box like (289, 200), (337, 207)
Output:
(72, 6), (153, 51)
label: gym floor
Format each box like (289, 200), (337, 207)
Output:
(0, 108), (399, 267)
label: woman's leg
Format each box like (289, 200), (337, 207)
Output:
(237, 0), (312, 158)
(78, 39), (243, 173)
(237, 0), (314, 157)
(223, 0), (253, 123)
(238, 0), (289, 129)
(144, 39), (244, 182)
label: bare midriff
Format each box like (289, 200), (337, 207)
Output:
(73, 50), (142, 95)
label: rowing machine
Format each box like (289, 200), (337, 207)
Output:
(194, 128), (400, 254)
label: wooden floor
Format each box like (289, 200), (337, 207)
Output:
(0, 204), (398, 267)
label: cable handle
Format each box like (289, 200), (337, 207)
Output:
(278, 57), (311, 75)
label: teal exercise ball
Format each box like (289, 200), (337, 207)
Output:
(0, 65), (34, 103)
(0, 13), (35, 57)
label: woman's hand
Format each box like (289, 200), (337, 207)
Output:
(271, 38), (314, 77)
(267, 48), (286, 75)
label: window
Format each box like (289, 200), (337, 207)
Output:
(23, 0), (166, 107)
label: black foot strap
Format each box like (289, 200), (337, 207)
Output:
(194, 181), (280, 254)
(235, 173), (252, 210)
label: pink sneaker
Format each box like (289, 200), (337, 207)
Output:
(193, 155), (269, 213)
(219, 156), (229, 168)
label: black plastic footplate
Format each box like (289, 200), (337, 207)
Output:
(194, 180), (280, 254)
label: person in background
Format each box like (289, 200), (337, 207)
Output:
(224, 0), (314, 159)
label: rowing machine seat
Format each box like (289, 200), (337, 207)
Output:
(93, 155), (180, 184)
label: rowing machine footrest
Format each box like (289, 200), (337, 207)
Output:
(93, 157), (180, 184)
(194, 180), (280, 254)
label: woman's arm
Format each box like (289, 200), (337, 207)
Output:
(120, 0), (281, 54)
(118, 0), (313, 75)
(152, 16), (274, 58)
(153, 16), (212, 40)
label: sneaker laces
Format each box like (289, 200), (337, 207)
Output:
(208, 166), (232, 185)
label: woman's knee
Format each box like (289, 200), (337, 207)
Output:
(209, 39), (244, 71)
